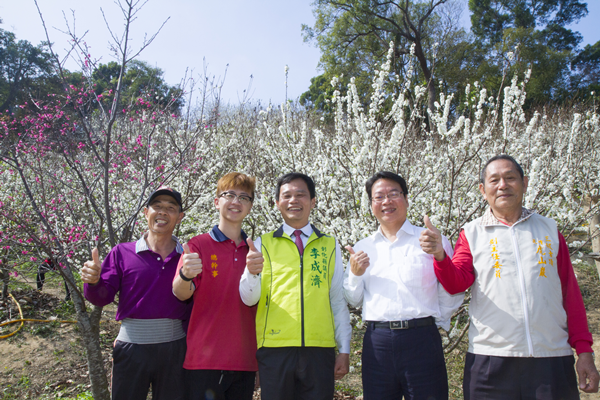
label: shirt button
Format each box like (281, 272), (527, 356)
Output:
(235, 258), (238, 261)
(157, 257), (161, 261)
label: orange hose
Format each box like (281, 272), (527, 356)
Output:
(0, 293), (77, 339)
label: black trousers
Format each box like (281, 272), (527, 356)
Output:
(111, 338), (187, 400)
(185, 369), (255, 400)
(362, 322), (448, 400)
(256, 346), (335, 400)
(36, 264), (71, 300)
(463, 353), (580, 400)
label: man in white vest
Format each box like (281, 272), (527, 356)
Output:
(420, 154), (599, 399)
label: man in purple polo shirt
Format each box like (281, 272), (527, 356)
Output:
(82, 187), (191, 400)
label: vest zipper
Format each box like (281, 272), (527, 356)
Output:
(261, 245), (271, 348)
(261, 294), (269, 347)
(510, 227), (534, 356)
(299, 248), (305, 347)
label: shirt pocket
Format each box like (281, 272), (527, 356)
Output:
(398, 255), (435, 288)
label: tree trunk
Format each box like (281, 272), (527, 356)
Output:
(0, 268), (8, 301)
(411, 36), (436, 114)
(427, 82), (436, 115)
(584, 195), (600, 278)
(79, 305), (111, 400)
(63, 268), (110, 400)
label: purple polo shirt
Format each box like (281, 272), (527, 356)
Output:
(84, 235), (191, 321)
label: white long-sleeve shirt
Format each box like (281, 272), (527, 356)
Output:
(343, 219), (463, 331)
(239, 222), (352, 353)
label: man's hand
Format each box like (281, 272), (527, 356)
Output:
(345, 246), (370, 276)
(334, 353), (350, 380)
(181, 243), (202, 279)
(419, 215), (446, 261)
(81, 248), (102, 284)
(246, 239), (264, 275)
(577, 352), (600, 393)
(254, 371), (260, 389)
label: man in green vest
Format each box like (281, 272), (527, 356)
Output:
(239, 172), (351, 400)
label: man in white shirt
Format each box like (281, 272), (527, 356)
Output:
(239, 172), (351, 400)
(344, 171), (463, 400)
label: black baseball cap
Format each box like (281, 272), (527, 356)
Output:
(147, 186), (183, 209)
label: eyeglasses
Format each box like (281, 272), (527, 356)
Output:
(371, 191), (404, 203)
(219, 192), (253, 205)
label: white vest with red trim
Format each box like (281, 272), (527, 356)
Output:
(463, 213), (572, 357)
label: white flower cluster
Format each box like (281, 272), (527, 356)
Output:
(1, 44), (599, 280)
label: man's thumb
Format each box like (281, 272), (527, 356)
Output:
(579, 371), (587, 389)
(423, 215), (437, 232)
(345, 245), (355, 255)
(247, 238), (257, 251)
(183, 243), (191, 254)
(92, 248), (100, 265)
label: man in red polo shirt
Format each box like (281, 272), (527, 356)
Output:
(173, 172), (258, 400)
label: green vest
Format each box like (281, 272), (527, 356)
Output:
(256, 225), (336, 349)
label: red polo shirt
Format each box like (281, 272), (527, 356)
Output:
(176, 226), (258, 371)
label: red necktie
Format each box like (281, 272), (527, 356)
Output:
(293, 229), (304, 256)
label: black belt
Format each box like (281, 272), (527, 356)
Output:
(369, 316), (435, 330)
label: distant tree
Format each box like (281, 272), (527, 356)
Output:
(470, 0), (587, 47)
(570, 41), (600, 100)
(0, 28), (55, 113)
(299, 74), (336, 114)
(469, 0), (588, 105)
(92, 60), (183, 113)
(302, 0), (469, 112)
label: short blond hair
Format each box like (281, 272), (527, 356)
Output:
(217, 172), (256, 199)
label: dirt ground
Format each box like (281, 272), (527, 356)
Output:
(0, 286), (117, 400)
(2, 262), (600, 399)
(583, 307), (600, 400)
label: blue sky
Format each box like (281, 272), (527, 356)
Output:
(2, 0), (599, 106)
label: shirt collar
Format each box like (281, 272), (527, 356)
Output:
(135, 233), (184, 254)
(282, 222), (312, 238)
(374, 219), (415, 241)
(209, 225), (248, 243)
(480, 207), (535, 226)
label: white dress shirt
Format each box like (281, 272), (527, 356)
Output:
(239, 222), (352, 353)
(343, 219), (463, 331)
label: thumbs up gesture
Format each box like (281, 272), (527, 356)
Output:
(246, 238), (264, 275)
(181, 243), (203, 279)
(345, 245), (370, 276)
(82, 248), (102, 284)
(419, 215), (446, 261)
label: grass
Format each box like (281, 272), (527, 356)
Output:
(575, 260), (600, 310)
(334, 325), (365, 397)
